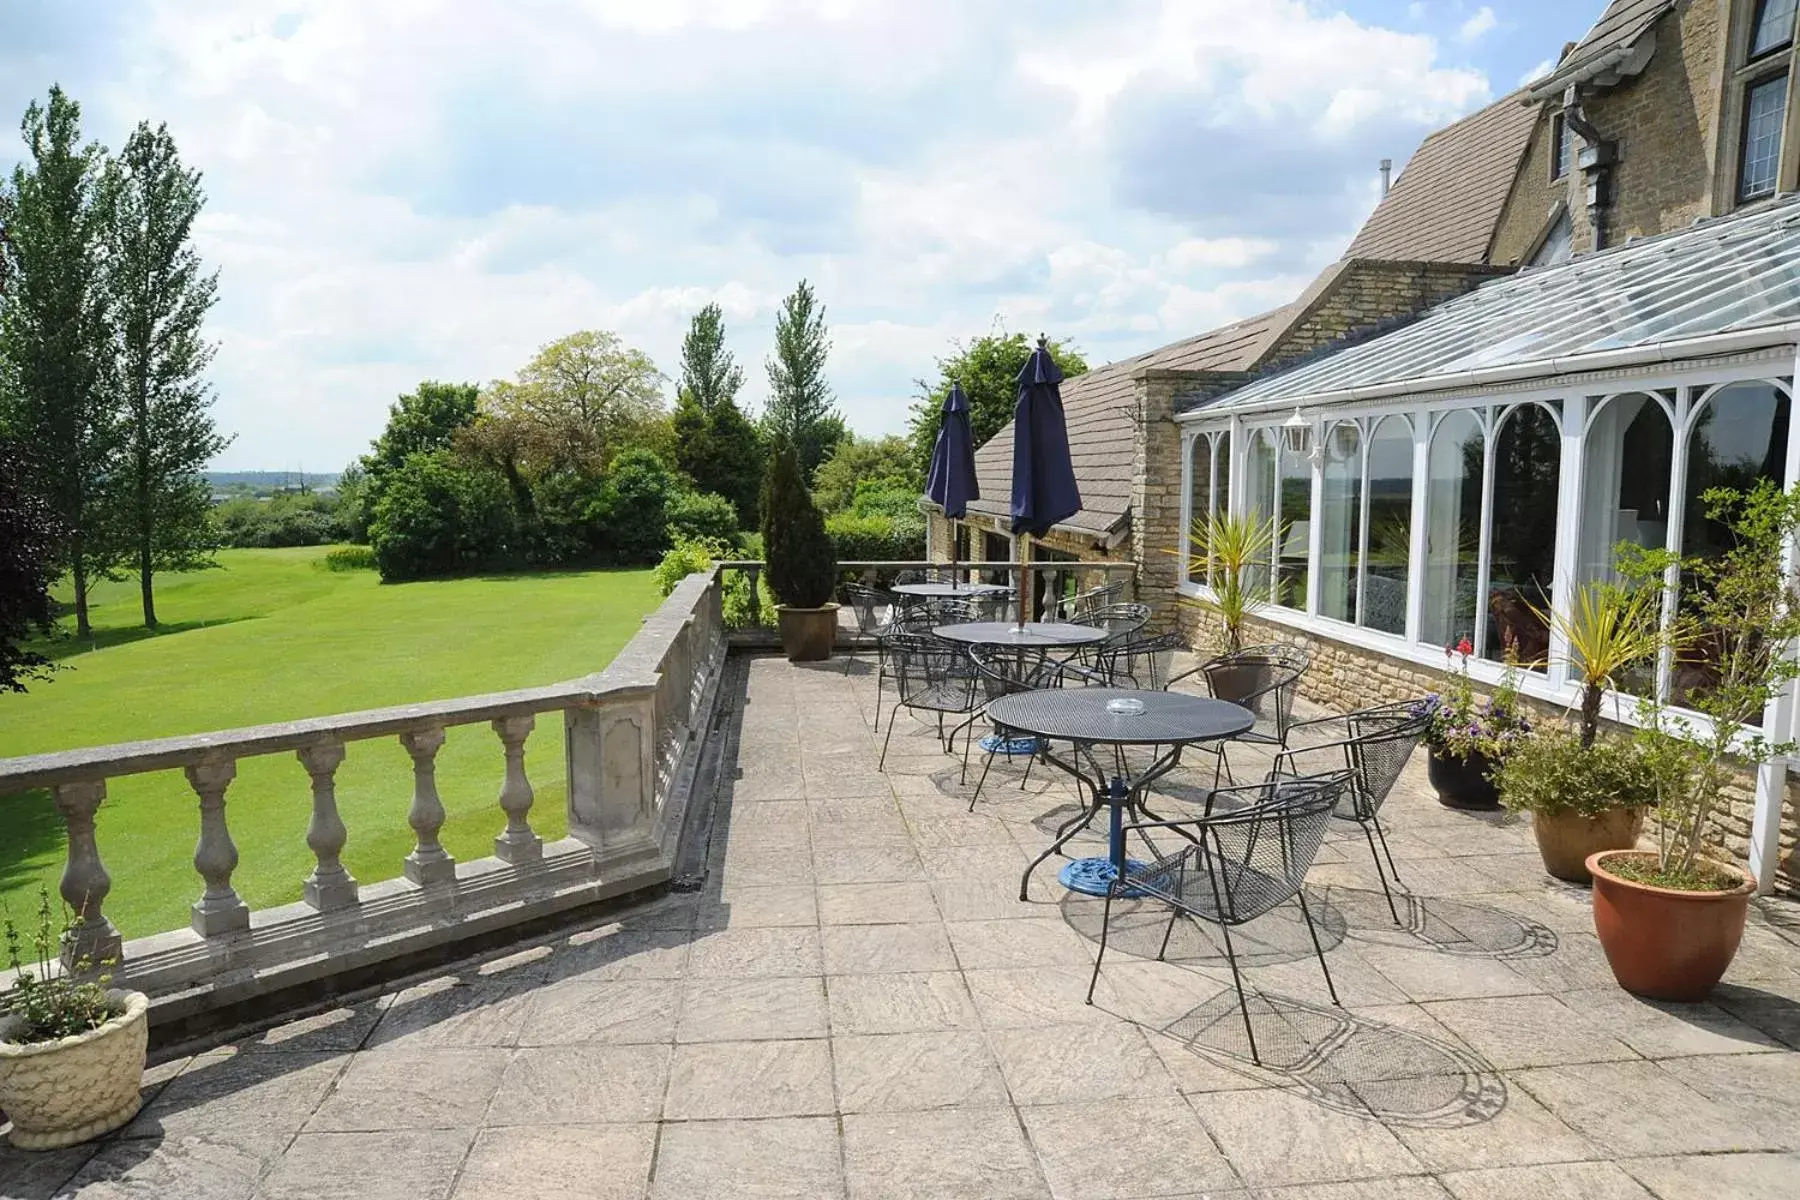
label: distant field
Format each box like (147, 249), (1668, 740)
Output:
(0, 548), (660, 938)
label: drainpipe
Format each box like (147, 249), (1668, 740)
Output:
(1379, 159), (1392, 197)
(1562, 87), (1617, 251)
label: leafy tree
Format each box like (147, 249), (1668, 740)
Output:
(367, 450), (517, 580)
(812, 434), (919, 514)
(672, 303), (764, 526)
(494, 330), (665, 473)
(106, 120), (228, 627)
(760, 441), (836, 608)
(213, 491), (345, 548)
(677, 302), (744, 413)
(590, 448), (682, 564)
(906, 329), (1089, 475)
(0, 437), (61, 691)
(763, 280), (843, 481)
(361, 381), (480, 482)
(0, 87), (124, 638)
(666, 489), (739, 545)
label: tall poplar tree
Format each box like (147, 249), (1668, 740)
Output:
(107, 120), (226, 627)
(673, 303), (763, 527)
(0, 87), (122, 638)
(763, 280), (844, 482)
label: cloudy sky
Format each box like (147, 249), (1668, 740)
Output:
(1, 0), (1597, 471)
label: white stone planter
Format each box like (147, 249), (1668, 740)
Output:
(0, 989), (148, 1150)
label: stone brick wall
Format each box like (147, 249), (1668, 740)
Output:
(1490, 107), (1562, 266)
(1273, 261), (1508, 361)
(1174, 595), (1800, 893)
(1131, 372), (1187, 634)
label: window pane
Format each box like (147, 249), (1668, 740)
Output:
(1580, 393), (1673, 697)
(1213, 431), (1232, 568)
(1753, 0), (1798, 58)
(1740, 74), (1787, 201)
(1422, 410), (1482, 649)
(1275, 437), (1311, 610)
(1677, 382), (1791, 710)
(1552, 113), (1572, 180)
(1245, 430), (1278, 598)
(1363, 415), (1413, 636)
(1486, 404), (1561, 668)
(1187, 436), (1212, 585)
(1319, 423), (1362, 622)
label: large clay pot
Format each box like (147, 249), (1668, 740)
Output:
(1532, 807), (1647, 884)
(1426, 747), (1500, 810)
(777, 604), (839, 663)
(1588, 850), (1756, 1002)
(0, 989), (148, 1149)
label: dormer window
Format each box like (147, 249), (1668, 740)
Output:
(1739, 72), (1788, 200)
(1752, 0), (1798, 59)
(1550, 113), (1574, 181)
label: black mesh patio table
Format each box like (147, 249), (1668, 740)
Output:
(889, 581), (1012, 599)
(985, 688), (1254, 900)
(929, 621), (1108, 648)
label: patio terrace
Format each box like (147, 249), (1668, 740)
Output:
(5, 652), (1800, 1199)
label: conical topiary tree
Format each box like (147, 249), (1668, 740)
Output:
(761, 441), (837, 608)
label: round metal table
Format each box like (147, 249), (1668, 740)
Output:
(985, 688), (1254, 899)
(933, 623), (1113, 756)
(888, 581), (1011, 599)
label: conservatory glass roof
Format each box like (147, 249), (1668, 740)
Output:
(1201, 194), (1800, 416)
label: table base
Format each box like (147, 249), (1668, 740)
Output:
(1059, 856), (1149, 898)
(979, 734), (1040, 756)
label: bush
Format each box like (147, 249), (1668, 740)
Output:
(826, 511), (926, 562)
(213, 491), (346, 548)
(368, 451), (518, 580)
(323, 545), (377, 572)
(761, 443), (837, 608)
(1495, 728), (1659, 818)
(667, 490), (740, 545)
(652, 537), (730, 597)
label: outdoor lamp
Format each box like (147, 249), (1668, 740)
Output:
(1280, 407), (1313, 459)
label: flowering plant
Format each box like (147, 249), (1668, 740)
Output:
(1410, 640), (1530, 761)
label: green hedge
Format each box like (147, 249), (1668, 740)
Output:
(826, 512), (926, 562)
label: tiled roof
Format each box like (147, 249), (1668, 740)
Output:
(1199, 193), (1800, 416)
(1531, 0), (1675, 95)
(964, 307), (1294, 537)
(1346, 89), (1540, 266)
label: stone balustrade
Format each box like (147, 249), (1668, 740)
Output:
(0, 570), (728, 1025)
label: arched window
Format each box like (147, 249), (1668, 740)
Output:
(1245, 429), (1278, 598)
(1485, 403), (1560, 667)
(1422, 410), (1483, 649)
(1362, 415), (1413, 636)
(1581, 393), (1674, 583)
(1187, 435), (1212, 586)
(1319, 422), (1362, 622)
(1275, 433), (1312, 610)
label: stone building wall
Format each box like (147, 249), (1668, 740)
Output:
(1175, 594), (1800, 894)
(1490, 107), (1562, 266)
(1272, 260), (1509, 362)
(1131, 372), (1188, 634)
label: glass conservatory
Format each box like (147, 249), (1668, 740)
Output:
(1178, 195), (1800, 891)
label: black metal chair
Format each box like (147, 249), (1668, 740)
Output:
(1094, 630), (1185, 689)
(1081, 602), (1152, 644)
(1276, 702), (1427, 924)
(1169, 643), (1311, 785)
(1060, 579), (1124, 621)
(878, 633), (985, 781)
(928, 597), (987, 625)
(964, 645), (1109, 810)
(1085, 771), (1353, 1066)
(842, 582), (892, 679)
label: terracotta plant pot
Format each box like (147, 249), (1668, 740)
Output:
(1426, 747), (1500, 810)
(1588, 850), (1756, 1002)
(777, 604), (839, 663)
(0, 989), (149, 1150)
(1532, 807), (1647, 884)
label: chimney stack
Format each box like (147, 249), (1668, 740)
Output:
(1379, 158), (1393, 197)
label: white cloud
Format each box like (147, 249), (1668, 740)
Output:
(1520, 57), (1557, 86)
(1, 0), (1505, 468)
(1458, 6), (1497, 43)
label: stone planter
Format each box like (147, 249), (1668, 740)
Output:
(777, 604), (839, 663)
(1588, 851), (1755, 1002)
(1531, 807), (1646, 884)
(0, 989), (149, 1150)
(1426, 747), (1499, 810)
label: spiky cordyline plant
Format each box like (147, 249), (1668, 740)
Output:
(1180, 510), (1281, 655)
(1531, 576), (1668, 749)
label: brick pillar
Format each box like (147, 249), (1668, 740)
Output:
(1132, 371), (1185, 633)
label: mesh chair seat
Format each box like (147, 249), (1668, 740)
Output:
(1173, 643), (1310, 748)
(1082, 602), (1152, 645)
(1064, 579), (1124, 621)
(1096, 630), (1185, 689)
(879, 633), (984, 781)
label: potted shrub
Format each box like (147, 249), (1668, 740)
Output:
(1588, 481), (1800, 1002)
(0, 890), (149, 1149)
(760, 442), (839, 662)
(1414, 642), (1529, 810)
(1500, 579), (1666, 882)
(1181, 510), (1281, 699)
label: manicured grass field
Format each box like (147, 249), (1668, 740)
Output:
(0, 548), (660, 939)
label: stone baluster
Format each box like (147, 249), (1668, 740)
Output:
(53, 780), (123, 970)
(298, 739), (359, 910)
(187, 758), (251, 936)
(746, 565), (762, 625)
(491, 716), (542, 864)
(401, 726), (456, 886)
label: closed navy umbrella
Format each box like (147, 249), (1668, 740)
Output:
(1010, 337), (1082, 625)
(925, 382), (980, 581)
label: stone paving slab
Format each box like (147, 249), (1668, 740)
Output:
(6, 652), (1800, 1198)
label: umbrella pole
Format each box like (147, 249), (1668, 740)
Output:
(1015, 534), (1029, 629)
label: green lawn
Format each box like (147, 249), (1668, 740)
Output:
(0, 548), (661, 939)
